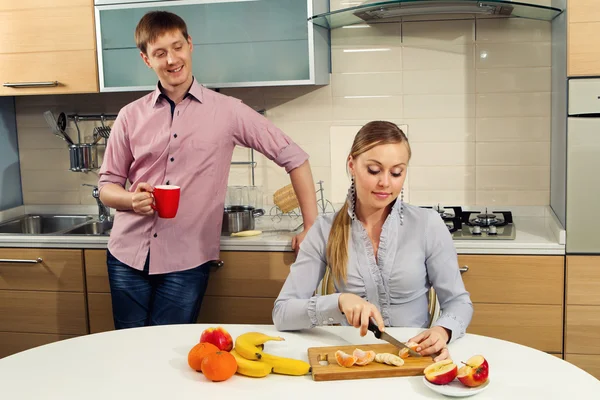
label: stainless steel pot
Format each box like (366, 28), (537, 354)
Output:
(222, 206), (264, 235)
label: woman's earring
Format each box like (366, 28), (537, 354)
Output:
(400, 188), (404, 226)
(350, 176), (357, 221)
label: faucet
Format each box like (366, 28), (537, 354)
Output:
(82, 184), (111, 222)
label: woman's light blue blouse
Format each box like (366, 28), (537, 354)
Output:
(272, 200), (473, 343)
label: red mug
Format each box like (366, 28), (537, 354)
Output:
(151, 185), (181, 218)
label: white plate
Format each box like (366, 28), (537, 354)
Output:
(422, 377), (490, 397)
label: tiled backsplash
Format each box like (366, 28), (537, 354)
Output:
(15, 4), (552, 209)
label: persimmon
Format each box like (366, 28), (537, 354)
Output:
(188, 342), (219, 372)
(201, 351), (237, 382)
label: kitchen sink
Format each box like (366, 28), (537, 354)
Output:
(0, 214), (93, 235)
(62, 219), (113, 236)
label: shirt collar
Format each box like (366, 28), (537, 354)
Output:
(151, 76), (204, 107)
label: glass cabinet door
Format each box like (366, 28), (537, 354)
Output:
(95, 0), (329, 91)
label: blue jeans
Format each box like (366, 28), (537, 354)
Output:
(106, 249), (211, 329)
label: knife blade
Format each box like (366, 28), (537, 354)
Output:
(367, 319), (422, 357)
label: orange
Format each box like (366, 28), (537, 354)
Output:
(201, 351), (237, 382)
(334, 350), (357, 368)
(352, 348), (376, 366)
(188, 342), (220, 372)
(399, 341), (419, 359)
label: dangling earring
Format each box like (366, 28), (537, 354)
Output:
(350, 176), (357, 221)
(400, 188), (404, 226)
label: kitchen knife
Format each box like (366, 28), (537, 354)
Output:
(367, 320), (422, 357)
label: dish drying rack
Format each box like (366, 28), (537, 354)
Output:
(269, 180), (335, 222)
(44, 111), (116, 172)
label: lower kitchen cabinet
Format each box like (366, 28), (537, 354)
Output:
(565, 256), (600, 379)
(83, 249), (295, 333)
(0, 248), (87, 359)
(458, 255), (565, 354)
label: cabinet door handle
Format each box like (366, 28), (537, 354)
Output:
(3, 81), (59, 88)
(459, 266), (469, 274)
(0, 258), (43, 264)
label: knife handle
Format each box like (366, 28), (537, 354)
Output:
(367, 319), (382, 339)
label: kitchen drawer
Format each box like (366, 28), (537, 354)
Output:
(0, 0), (90, 11)
(467, 303), (563, 353)
(567, 256), (600, 305)
(0, 50), (98, 96)
(569, 78), (600, 113)
(0, 248), (84, 292)
(84, 250), (296, 297)
(197, 296), (276, 325)
(0, 332), (78, 359)
(205, 251), (295, 298)
(0, 290), (87, 335)
(566, 305), (600, 355)
(88, 293), (114, 334)
(0, 6), (94, 54)
(458, 255), (564, 305)
(565, 354), (600, 380)
(85, 249), (110, 293)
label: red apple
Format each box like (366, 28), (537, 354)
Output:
(424, 359), (458, 385)
(457, 355), (489, 387)
(199, 327), (233, 352)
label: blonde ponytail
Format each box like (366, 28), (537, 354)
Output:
(326, 202), (352, 285)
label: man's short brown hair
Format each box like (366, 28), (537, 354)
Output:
(135, 11), (189, 55)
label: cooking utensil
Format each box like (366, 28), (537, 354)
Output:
(307, 343), (434, 382)
(43, 110), (74, 145)
(273, 184), (299, 213)
(230, 230), (262, 237)
(93, 114), (111, 142)
(222, 206), (264, 235)
(368, 319), (422, 357)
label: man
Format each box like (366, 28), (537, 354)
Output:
(98, 11), (318, 329)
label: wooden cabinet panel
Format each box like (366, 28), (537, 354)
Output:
(567, 256), (600, 305)
(88, 293), (114, 334)
(468, 304), (563, 353)
(458, 255), (564, 305)
(565, 354), (600, 380)
(568, 0), (600, 23)
(0, 248), (84, 291)
(568, 22), (600, 77)
(0, 290), (87, 335)
(0, 50), (98, 96)
(197, 296), (276, 325)
(206, 252), (295, 297)
(0, 6), (94, 54)
(84, 250), (110, 293)
(0, 0), (90, 11)
(566, 305), (600, 354)
(0, 332), (77, 359)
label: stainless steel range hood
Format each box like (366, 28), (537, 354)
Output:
(309, 0), (564, 29)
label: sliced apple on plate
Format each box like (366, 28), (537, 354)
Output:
(457, 355), (489, 387)
(424, 359), (458, 385)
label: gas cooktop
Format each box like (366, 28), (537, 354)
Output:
(421, 205), (516, 240)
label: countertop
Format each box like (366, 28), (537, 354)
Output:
(0, 204), (566, 255)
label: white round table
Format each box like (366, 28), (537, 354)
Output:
(1, 324), (597, 399)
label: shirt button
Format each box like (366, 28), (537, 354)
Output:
(170, 157), (174, 162)
(173, 133), (177, 138)
(153, 233), (157, 238)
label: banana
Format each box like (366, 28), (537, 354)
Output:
(234, 332), (285, 360)
(230, 349), (273, 378)
(260, 353), (311, 376)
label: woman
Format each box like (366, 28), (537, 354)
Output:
(272, 121), (473, 361)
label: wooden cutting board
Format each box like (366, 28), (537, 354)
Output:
(307, 343), (435, 382)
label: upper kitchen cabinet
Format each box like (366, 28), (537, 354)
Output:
(309, 0), (563, 29)
(568, 0), (600, 76)
(0, 0), (99, 96)
(95, 0), (330, 92)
